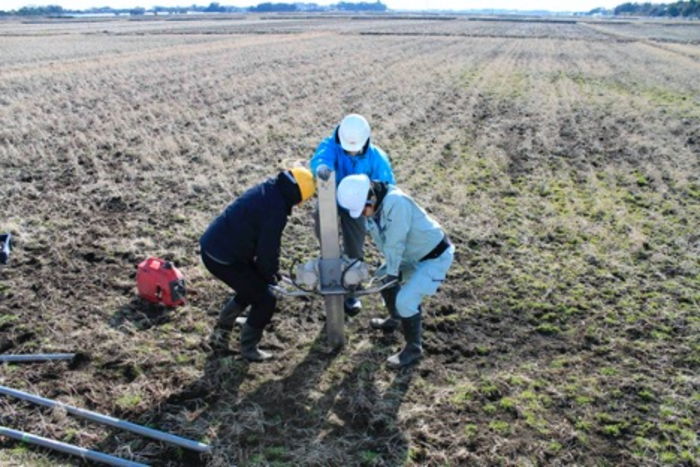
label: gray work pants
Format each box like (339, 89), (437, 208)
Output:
(313, 202), (366, 260)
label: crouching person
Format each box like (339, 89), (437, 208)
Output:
(200, 167), (316, 361)
(337, 174), (454, 369)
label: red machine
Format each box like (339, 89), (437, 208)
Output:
(137, 257), (186, 307)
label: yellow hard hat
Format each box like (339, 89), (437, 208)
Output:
(290, 167), (316, 203)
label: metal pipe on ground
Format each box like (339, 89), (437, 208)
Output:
(0, 426), (148, 467)
(0, 354), (75, 363)
(0, 385), (211, 453)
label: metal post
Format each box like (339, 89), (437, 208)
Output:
(317, 172), (345, 348)
(0, 426), (148, 467)
(0, 385), (211, 453)
(0, 354), (75, 363)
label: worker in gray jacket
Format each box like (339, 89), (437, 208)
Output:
(337, 174), (454, 369)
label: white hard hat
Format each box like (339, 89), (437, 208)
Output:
(338, 114), (370, 153)
(337, 174), (371, 218)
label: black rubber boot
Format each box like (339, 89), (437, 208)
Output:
(209, 298), (244, 352)
(240, 323), (272, 362)
(387, 313), (423, 369)
(208, 324), (233, 352)
(370, 285), (401, 333)
(217, 297), (244, 327)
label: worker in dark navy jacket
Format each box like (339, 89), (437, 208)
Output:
(200, 167), (316, 361)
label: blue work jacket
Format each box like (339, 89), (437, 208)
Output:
(310, 126), (395, 185)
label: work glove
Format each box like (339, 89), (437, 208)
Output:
(316, 164), (332, 182)
(379, 274), (400, 288)
(269, 272), (282, 286)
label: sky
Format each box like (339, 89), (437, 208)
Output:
(2, 0), (624, 12)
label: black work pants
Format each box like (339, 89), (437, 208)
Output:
(201, 252), (277, 330)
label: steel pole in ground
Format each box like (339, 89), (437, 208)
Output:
(0, 426), (148, 467)
(0, 385), (211, 453)
(0, 354), (75, 363)
(317, 172), (345, 348)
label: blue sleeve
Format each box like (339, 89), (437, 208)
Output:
(367, 218), (383, 251)
(371, 147), (395, 184)
(310, 137), (337, 177)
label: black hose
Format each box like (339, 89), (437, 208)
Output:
(340, 258), (361, 290)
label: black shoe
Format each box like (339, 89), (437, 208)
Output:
(344, 296), (362, 316)
(370, 317), (400, 333)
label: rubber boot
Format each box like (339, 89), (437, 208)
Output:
(217, 297), (244, 327)
(387, 313), (423, 369)
(208, 298), (243, 352)
(209, 325), (232, 353)
(370, 285), (401, 333)
(240, 323), (272, 362)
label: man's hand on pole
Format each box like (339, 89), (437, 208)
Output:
(380, 274), (400, 288)
(316, 165), (332, 182)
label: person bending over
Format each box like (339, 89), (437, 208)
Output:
(337, 174), (454, 369)
(200, 167), (316, 361)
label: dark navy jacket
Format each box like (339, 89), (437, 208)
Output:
(200, 172), (301, 284)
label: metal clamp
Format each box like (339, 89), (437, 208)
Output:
(269, 275), (398, 298)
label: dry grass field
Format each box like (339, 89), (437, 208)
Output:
(0, 14), (698, 467)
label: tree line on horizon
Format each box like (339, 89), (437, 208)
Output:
(0, 1), (386, 16)
(611, 0), (699, 17)
(1, 0), (698, 17)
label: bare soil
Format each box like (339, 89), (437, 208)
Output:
(0, 14), (698, 467)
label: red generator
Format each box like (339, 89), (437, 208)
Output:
(137, 257), (186, 307)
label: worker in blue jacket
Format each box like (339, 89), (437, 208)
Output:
(310, 114), (395, 314)
(337, 174), (454, 369)
(200, 167), (316, 361)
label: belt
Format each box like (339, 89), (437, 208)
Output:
(420, 235), (451, 262)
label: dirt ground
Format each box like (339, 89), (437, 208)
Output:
(0, 14), (698, 467)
